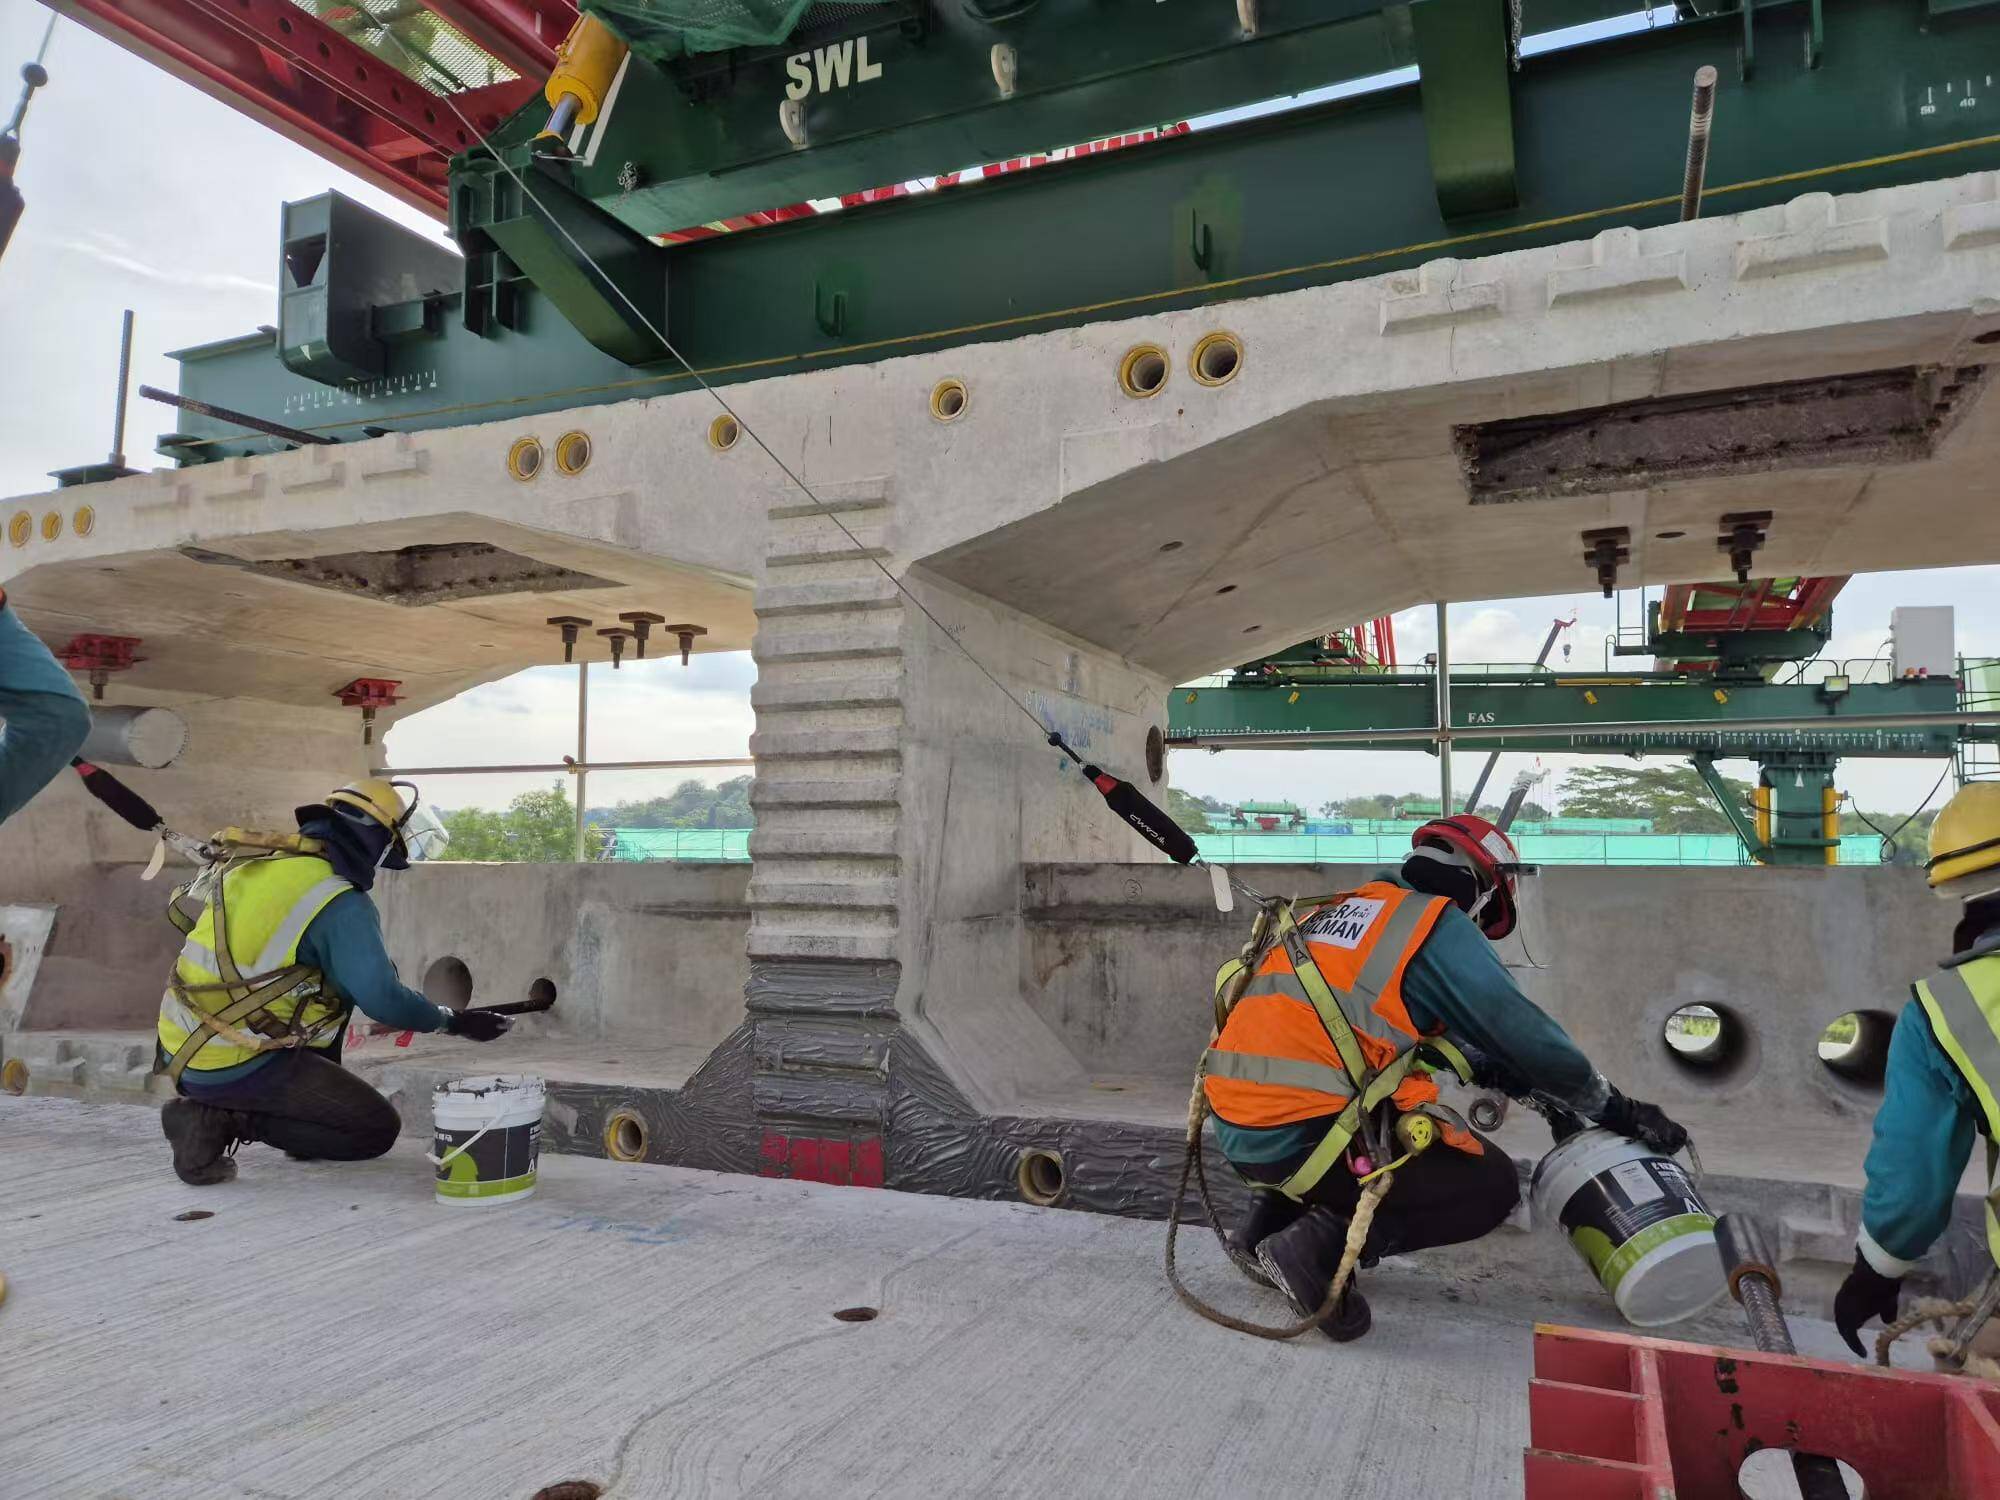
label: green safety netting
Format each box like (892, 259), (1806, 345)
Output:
(583, 0), (886, 61)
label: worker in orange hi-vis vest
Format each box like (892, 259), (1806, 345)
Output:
(1207, 814), (1689, 1342)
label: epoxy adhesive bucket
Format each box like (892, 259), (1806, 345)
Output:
(430, 1075), (544, 1207)
(1531, 1128), (1725, 1327)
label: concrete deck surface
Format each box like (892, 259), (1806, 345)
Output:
(1, 1097), (1900, 1500)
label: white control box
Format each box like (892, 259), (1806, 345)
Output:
(1891, 606), (1955, 679)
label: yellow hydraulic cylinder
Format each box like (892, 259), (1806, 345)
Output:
(1754, 783), (1771, 861)
(1823, 785), (1839, 865)
(541, 17), (627, 139)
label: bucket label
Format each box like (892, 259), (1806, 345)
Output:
(1302, 896), (1386, 949)
(1561, 1155), (1714, 1294)
(434, 1120), (541, 1200)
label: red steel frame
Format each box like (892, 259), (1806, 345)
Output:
(52, 0), (552, 212)
(1658, 575), (1848, 638)
(1526, 1323), (2000, 1499)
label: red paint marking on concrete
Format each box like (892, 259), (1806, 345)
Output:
(758, 1132), (885, 1188)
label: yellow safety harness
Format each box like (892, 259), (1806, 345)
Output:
(158, 838), (344, 1085)
(1165, 891), (1475, 1340)
(1205, 894), (1475, 1200)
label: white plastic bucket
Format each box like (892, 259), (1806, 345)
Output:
(429, 1074), (544, 1207)
(1530, 1128), (1725, 1327)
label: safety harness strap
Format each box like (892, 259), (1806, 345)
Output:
(163, 964), (313, 1082)
(1418, 1037), (1475, 1085)
(1273, 1050), (1425, 1201)
(1275, 922), (1370, 1087)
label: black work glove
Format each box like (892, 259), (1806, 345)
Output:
(1834, 1249), (1902, 1357)
(1597, 1090), (1689, 1156)
(443, 1007), (513, 1043)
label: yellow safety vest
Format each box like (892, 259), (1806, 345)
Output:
(1912, 952), (2000, 1270)
(156, 855), (354, 1081)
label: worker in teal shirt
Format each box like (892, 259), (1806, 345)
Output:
(1837, 782), (2000, 1362)
(159, 780), (512, 1185)
(1217, 816), (1689, 1341)
(0, 585), (90, 825)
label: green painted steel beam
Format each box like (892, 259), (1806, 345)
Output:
(1691, 751), (1773, 860)
(1411, 0), (1518, 216)
(457, 157), (673, 365)
(163, 0), (2000, 460)
(564, 0), (1427, 236)
(1167, 675), (1972, 757)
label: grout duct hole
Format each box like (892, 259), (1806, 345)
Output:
(604, 1110), (649, 1162)
(929, 379), (969, 422)
(1118, 344), (1169, 398)
(1016, 1148), (1066, 1205)
(1190, 331), (1244, 386)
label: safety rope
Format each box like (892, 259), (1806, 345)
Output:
(1874, 1295), (2000, 1381)
(1162, 895), (1394, 1339)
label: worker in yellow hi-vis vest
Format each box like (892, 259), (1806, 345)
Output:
(157, 778), (511, 1186)
(1837, 781), (2000, 1360)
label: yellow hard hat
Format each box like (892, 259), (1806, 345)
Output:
(319, 778), (411, 836)
(1926, 781), (2000, 894)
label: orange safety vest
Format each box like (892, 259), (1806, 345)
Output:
(1204, 880), (1483, 1160)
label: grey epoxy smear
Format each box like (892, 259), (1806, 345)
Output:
(0, 1098), (1906, 1500)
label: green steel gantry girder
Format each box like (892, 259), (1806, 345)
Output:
(1167, 673), (1974, 757)
(161, 0), (2000, 460)
(1168, 672), (1990, 864)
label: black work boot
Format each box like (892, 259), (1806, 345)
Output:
(1255, 1204), (1373, 1343)
(161, 1098), (243, 1186)
(1228, 1189), (1305, 1286)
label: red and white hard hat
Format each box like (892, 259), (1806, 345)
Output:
(1408, 813), (1521, 939)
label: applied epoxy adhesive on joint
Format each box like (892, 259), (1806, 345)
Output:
(1530, 1127), (1724, 1328)
(430, 1075), (544, 1207)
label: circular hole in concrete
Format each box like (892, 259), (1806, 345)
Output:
(172, 1210), (214, 1222)
(1975, 329), (2000, 345)
(1119, 344), (1169, 398)
(1, 1058), (28, 1096)
(554, 430), (592, 475)
(1215, 584), (1237, 595)
(423, 956), (473, 1011)
(1661, 1003), (1746, 1074)
(929, 378), (968, 422)
(1818, 1008), (1893, 1088)
(1145, 725), (1166, 784)
(832, 1306), (879, 1323)
(530, 1483), (605, 1500)
(1243, 624), (1260, 634)
(604, 1110), (649, 1162)
(529, 977), (558, 1009)
(1016, 1148), (1066, 1205)
(1654, 530), (1686, 540)
(709, 414), (740, 451)
(1158, 540), (1183, 552)
(1190, 331), (1244, 387)
(506, 436), (543, 481)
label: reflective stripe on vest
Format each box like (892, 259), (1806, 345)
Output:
(1204, 882), (1449, 1130)
(1913, 956), (2000, 1270)
(157, 857), (354, 1076)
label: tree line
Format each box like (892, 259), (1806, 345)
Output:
(435, 767), (1940, 863)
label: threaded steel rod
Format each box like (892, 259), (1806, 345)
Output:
(1681, 65), (1719, 221)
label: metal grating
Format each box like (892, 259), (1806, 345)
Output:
(285, 0), (520, 93)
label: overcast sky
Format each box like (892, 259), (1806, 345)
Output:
(5, 8), (1994, 823)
